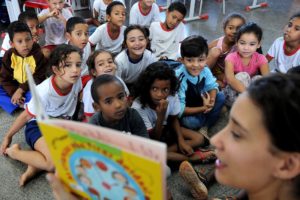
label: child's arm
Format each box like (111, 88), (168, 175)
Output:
(0, 110), (33, 155)
(183, 92), (211, 115)
(38, 9), (60, 23)
(225, 60), (246, 93)
(152, 99), (168, 140)
(206, 39), (220, 68)
(11, 88), (25, 105)
(170, 116), (193, 156)
(260, 63), (270, 76)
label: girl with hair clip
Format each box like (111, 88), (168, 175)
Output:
(0, 44), (83, 186)
(224, 22), (269, 107)
(132, 62), (215, 163)
(206, 12), (246, 88)
(116, 25), (157, 91)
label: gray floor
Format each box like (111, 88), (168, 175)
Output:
(1, 0), (300, 199)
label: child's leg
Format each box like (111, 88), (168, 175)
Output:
(19, 165), (41, 186)
(0, 86), (19, 114)
(180, 114), (206, 130)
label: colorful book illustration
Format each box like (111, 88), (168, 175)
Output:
(25, 66), (167, 200)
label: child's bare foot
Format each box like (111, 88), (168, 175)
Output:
(5, 144), (21, 159)
(19, 165), (41, 186)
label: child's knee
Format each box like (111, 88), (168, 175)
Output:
(45, 160), (55, 172)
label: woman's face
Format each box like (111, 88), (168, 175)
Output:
(211, 93), (281, 193)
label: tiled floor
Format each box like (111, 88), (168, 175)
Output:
(0, 0), (299, 199)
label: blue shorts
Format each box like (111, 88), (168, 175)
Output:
(25, 120), (42, 149)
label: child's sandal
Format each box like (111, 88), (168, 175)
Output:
(194, 148), (216, 163)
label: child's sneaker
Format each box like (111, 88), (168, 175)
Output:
(179, 161), (208, 200)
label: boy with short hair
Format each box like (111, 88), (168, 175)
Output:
(129, 0), (160, 27)
(0, 11), (40, 65)
(66, 16), (91, 76)
(89, 74), (149, 138)
(149, 1), (186, 60)
(0, 21), (47, 115)
(175, 35), (225, 132)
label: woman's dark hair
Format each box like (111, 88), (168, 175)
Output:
(106, 1), (125, 15)
(222, 12), (246, 29)
(133, 62), (178, 108)
(87, 50), (115, 76)
(248, 74), (300, 153)
(235, 22), (263, 42)
(290, 12), (300, 20)
(48, 44), (82, 74)
(122, 25), (150, 50)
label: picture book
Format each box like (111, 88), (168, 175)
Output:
(25, 65), (167, 200)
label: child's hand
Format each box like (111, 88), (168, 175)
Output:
(48, 9), (60, 18)
(178, 140), (193, 156)
(155, 99), (168, 118)
(0, 136), (12, 155)
(201, 92), (211, 106)
(47, 173), (79, 200)
(204, 98), (215, 113)
(11, 88), (24, 106)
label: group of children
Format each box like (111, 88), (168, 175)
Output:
(0, 0), (300, 199)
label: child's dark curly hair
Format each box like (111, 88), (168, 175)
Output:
(48, 44), (82, 75)
(133, 62), (178, 108)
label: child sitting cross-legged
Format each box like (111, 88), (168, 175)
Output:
(132, 62), (215, 163)
(0, 44), (83, 186)
(0, 21), (47, 115)
(88, 74), (148, 138)
(175, 35), (225, 136)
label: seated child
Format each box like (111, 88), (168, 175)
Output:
(0, 11), (40, 65)
(92, 0), (124, 26)
(0, 44), (83, 186)
(266, 12), (300, 73)
(0, 21), (47, 114)
(66, 16), (91, 76)
(116, 25), (157, 89)
(206, 13), (246, 88)
(129, 0), (160, 28)
(89, 74), (148, 138)
(175, 35), (225, 132)
(224, 22), (269, 107)
(89, 1), (126, 55)
(149, 1), (186, 60)
(83, 50), (129, 120)
(38, 0), (73, 56)
(132, 62), (215, 162)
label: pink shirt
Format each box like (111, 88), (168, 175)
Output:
(225, 52), (268, 77)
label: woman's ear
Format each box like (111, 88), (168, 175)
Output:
(273, 153), (300, 180)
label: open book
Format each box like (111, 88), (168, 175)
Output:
(25, 66), (167, 200)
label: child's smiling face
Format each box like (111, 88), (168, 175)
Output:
(92, 52), (117, 77)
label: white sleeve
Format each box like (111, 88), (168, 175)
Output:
(169, 95), (181, 116)
(82, 81), (95, 116)
(131, 101), (153, 130)
(0, 34), (11, 57)
(89, 25), (103, 46)
(129, 5), (138, 25)
(63, 8), (73, 20)
(267, 38), (280, 58)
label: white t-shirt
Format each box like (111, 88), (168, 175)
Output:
(26, 76), (82, 118)
(0, 33), (10, 57)
(89, 23), (126, 54)
(82, 76), (129, 116)
(39, 8), (73, 45)
(131, 95), (181, 130)
(115, 49), (157, 84)
(149, 21), (185, 60)
(93, 0), (125, 23)
(129, 2), (160, 27)
(267, 37), (300, 73)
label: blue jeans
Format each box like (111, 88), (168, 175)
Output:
(181, 92), (225, 130)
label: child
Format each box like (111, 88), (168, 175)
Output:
(0, 44), (83, 186)
(116, 25), (157, 88)
(92, 0), (124, 26)
(0, 21), (47, 115)
(224, 22), (269, 107)
(89, 74), (148, 138)
(132, 62), (215, 162)
(267, 12), (300, 73)
(149, 1), (186, 60)
(175, 35), (225, 133)
(206, 13), (246, 88)
(38, 0), (73, 53)
(0, 11), (40, 63)
(83, 50), (129, 120)
(66, 16), (91, 76)
(129, 0), (160, 28)
(89, 1), (126, 54)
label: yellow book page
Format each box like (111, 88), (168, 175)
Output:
(39, 122), (163, 200)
